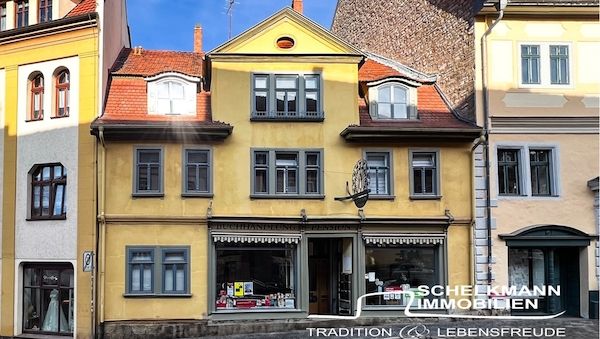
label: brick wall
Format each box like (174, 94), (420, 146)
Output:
(332, 0), (476, 120)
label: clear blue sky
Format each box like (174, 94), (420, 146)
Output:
(127, 0), (338, 52)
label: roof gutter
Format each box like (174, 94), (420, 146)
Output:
(481, 0), (506, 287)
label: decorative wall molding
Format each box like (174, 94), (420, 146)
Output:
(491, 116), (599, 134)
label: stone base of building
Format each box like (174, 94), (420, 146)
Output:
(99, 317), (445, 339)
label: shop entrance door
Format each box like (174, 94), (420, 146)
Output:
(308, 238), (353, 315)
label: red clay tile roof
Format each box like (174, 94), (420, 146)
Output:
(357, 58), (478, 130)
(359, 59), (411, 82)
(112, 48), (203, 77)
(66, 0), (96, 17)
(97, 47), (215, 124)
(101, 77), (213, 122)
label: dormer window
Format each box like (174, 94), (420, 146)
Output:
(368, 81), (417, 120)
(377, 84), (407, 119)
(158, 81), (185, 114)
(39, 0), (52, 23)
(146, 73), (199, 116)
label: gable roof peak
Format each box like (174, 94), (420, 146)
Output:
(208, 7), (362, 55)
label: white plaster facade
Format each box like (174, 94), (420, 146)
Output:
(15, 57), (79, 261)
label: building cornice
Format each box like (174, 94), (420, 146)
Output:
(0, 13), (98, 46)
(490, 116), (599, 134)
(340, 126), (481, 142)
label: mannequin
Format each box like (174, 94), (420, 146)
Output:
(41, 289), (69, 332)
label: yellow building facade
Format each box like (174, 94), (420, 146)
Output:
(0, 0), (128, 337)
(94, 7), (480, 336)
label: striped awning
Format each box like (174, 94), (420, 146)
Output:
(363, 233), (445, 245)
(212, 232), (302, 244)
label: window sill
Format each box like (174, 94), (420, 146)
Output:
(26, 216), (67, 221)
(369, 195), (395, 200)
(50, 115), (69, 119)
(181, 193), (214, 198)
(132, 193), (164, 198)
(25, 118), (44, 122)
(251, 115), (324, 122)
(498, 195), (560, 200)
(410, 195), (442, 200)
(123, 293), (192, 298)
(250, 194), (325, 200)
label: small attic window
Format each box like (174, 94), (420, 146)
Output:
(146, 73), (200, 116)
(276, 36), (295, 49)
(368, 81), (418, 120)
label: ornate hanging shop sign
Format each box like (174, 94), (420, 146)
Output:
(334, 158), (370, 208)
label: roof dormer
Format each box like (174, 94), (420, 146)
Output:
(145, 72), (200, 116)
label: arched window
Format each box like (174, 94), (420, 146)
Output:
(29, 73), (44, 121)
(55, 69), (70, 117)
(157, 80), (186, 114)
(376, 84), (408, 119)
(29, 163), (67, 219)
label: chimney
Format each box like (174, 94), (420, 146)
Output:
(194, 24), (203, 53)
(291, 0), (303, 14)
(133, 46), (143, 55)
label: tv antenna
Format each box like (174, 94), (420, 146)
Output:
(226, 0), (236, 39)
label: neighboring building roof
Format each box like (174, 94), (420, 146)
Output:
(111, 48), (203, 77)
(343, 54), (480, 141)
(66, 0), (97, 17)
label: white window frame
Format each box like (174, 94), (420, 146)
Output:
(146, 72), (200, 116)
(494, 143), (560, 200)
(367, 79), (418, 120)
(517, 42), (573, 89)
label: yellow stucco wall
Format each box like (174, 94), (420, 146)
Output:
(0, 26), (99, 337)
(103, 224), (208, 320)
(102, 10), (474, 321)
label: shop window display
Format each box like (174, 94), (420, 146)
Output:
(215, 243), (296, 310)
(23, 264), (74, 334)
(364, 246), (440, 307)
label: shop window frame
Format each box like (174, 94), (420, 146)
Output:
(363, 243), (446, 310)
(210, 241), (301, 313)
(22, 263), (75, 335)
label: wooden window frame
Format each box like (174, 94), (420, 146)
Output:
(498, 149), (522, 196)
(133, 147), (164, 197)
(38, 0), (52, 23)
(409, 150), (441, 199)
(15, 0), (29, 28)
(0, 3), (7, 31)
(365, 151), (393, 197)
(28, 163), (67, 220)
(54, 69), (70, 118)
(182, 148), (212, 197)
(29, 73), (44, 121)
(250, 149), (324, 198)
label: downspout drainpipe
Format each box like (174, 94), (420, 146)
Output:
(481, 0), (506, 286)
(97, 127), (106, 334)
